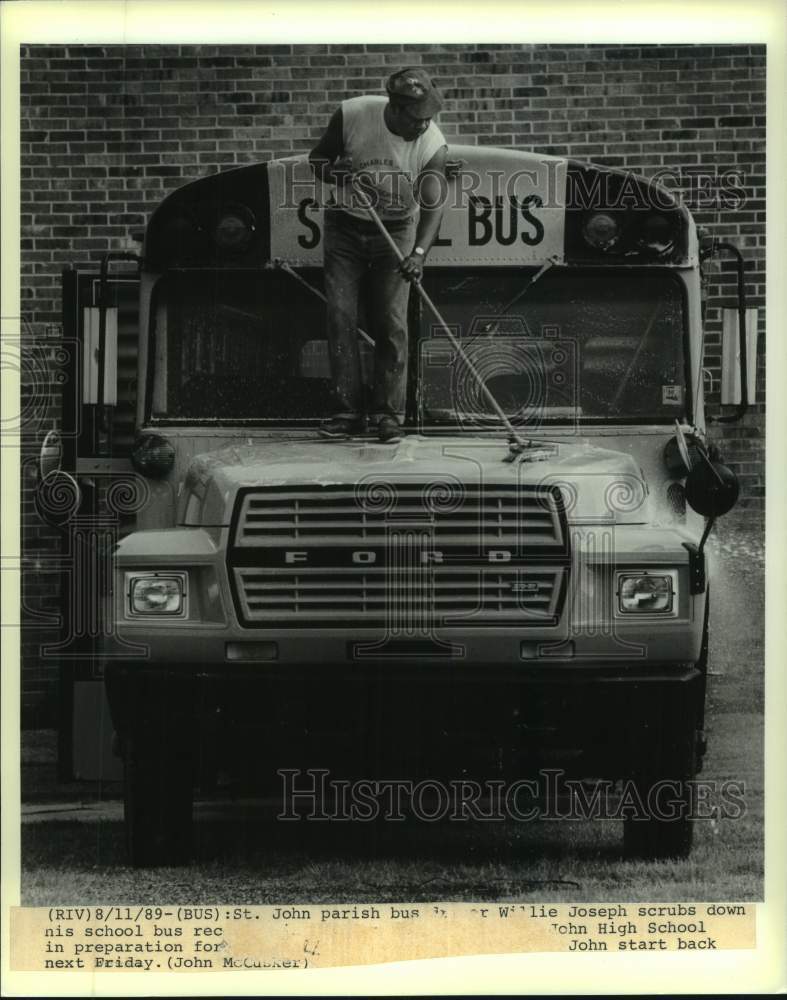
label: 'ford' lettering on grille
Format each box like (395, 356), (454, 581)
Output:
(284, 549), (519, 565)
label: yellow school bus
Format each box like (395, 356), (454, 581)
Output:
(49, 145), (749, 866)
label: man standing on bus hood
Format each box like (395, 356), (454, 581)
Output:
(309, 68), (448, 443)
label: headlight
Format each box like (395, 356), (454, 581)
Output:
(616, 571), (677, 615)
(127, 572), (187, 617)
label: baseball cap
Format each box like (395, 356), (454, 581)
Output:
(386, 67), (442, 118)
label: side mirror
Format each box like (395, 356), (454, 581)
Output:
(82, 306), (118, 405)
(670, 421), (740, 518)
(663, 435), (702, 477)
(685, 459), (740, 518)
(712, 242), (751, 424)
(721, 306), (757, 405)
(38, 428), (62, 480)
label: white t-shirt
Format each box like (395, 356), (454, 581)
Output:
(330, 95), (446, 220)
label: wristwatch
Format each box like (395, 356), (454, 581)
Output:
(413, 246), (426, 257)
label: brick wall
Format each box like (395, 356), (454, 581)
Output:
(19, 43), (766, 721)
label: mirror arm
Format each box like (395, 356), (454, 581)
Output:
(712, 241), (748, 424)
(97, 252), (141, 430)
(682, 517), (715, 595)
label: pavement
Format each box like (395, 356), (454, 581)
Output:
(22, 800), (122, 823)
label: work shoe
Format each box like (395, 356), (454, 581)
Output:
(377, 416), (403, 443)
(319, 415), (361, 439)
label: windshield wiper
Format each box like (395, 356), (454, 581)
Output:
(421, 256), (561, 460)
(273, 258), (374, 347)
(479, 255), (560, 335)
(422, 410), (558, 459)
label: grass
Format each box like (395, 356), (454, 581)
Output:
(21, 820), (763, 905)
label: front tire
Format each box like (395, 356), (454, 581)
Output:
(622, 720), (696, 860)
(122, 680), (194, 867)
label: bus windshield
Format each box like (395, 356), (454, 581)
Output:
(419, 268), (687, 426)
(148, 268), (687, 425)
(150, 269), (336, 421)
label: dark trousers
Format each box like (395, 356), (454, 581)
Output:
(323, 210), (416, 421)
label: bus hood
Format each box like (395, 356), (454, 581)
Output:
(181, 435), (650, 525)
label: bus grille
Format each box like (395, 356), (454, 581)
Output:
(234, 565), (565, 627)
(234, 484), (565, 549)
(229, 484), (568, 629)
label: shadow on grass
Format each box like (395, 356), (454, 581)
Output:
(23, 809), (626, 870)
(22, 811), (764, 904)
